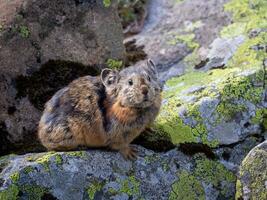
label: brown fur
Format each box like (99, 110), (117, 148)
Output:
(38, 60), (162, 159)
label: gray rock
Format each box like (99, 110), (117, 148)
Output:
(0, 147), (236, 200)
(0, 0), (124, 150)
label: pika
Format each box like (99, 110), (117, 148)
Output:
(38, 60), (162, 159)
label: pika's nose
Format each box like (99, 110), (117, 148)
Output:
(141, 86), (148, 95)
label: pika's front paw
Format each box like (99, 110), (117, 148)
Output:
(120, 146), (138, 160)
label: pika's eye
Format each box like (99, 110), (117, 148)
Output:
(128, 79), (133, 86)
(147, 75), (151, 82)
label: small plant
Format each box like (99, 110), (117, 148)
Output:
(106, 59), (123, 69)
(19, 26), (30, 38)
(103, 0), (111, 7)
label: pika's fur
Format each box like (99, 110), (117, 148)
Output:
(38, 60), (162, 159)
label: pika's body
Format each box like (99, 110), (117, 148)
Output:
(38, 60), (161, 159)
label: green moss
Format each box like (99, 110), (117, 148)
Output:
(19, 25), (30, 38)
(10, 172), (20, 183)
(106, 59), (123, 69)
(251, 108), (267, 125)
(169, 170), (205, 200)
(103, 0), (111, 7)
(87, 181), (104, 200)
(119, 176), (140, 196)
(0, 185), (19, 200)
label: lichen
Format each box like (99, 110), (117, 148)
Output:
(235, 179), (242, 200)
(118, 176), (140, 197)
(239, 148), (267, 200)
(20, 184), (48, 200)
(0, 185), (19, 200)
(35, 152), (63, 171)
(24, 166), (34, 174)
(87, 181), (104, 200)
(168, 33), (199, 50)
(169, 170), (205, 200)
(66, 151), (86, 158)
(10, 172), (20, 183)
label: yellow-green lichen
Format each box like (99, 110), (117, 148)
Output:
(119, 176), (140, 197)
(35, 152), (63, 171)
(66, 151), (86, 158)
(24, 166), (34, 174)
(239, 148), (267, 200)
(251, 108), (267, 125)
(20, 184), (48, 200)
(87, 181), (104, 200)
(10, 172), (20, 183)
(193, 157), (236, 188)
(0, 185), (19, 200)
(235, 179), (242, 200)
(168, 33), (199, 50)
(106, 59), (123, 70)
(169, 170), (205, 200)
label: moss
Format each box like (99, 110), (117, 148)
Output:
(106, 59), (123, 69)
(16, 60), (100, 110)
(169, 170), (205, 200)
(103, 0), (111, 7)
(118, 176), (140, 197)
(251, 108), (267, 125)
(10, 172), (20, 183)
(87, 181), (104, 200)
(0, 184), (19, 200)
(19, 25), (30, 38)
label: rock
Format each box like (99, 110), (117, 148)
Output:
(153, 0), (267, 147)
(236, 140), (267, 200)
(0, 0), (124, 150)
(0, 147), (236, 200)
(127, 0), (230, 82)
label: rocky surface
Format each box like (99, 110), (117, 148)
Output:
(236, 140), (267, 200)
(0, 147), (236, 200)
(0, 0), (124, 152)
(0, 0), (266, 199)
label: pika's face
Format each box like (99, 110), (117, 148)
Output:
(101, 60), (161, 108)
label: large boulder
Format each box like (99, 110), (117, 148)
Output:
(0, 147), (236, 200)
(0, 0), (125, 153)
(236, 140), (267, 200)
(153, 0), (267, 148)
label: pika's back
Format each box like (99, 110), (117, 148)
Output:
(38, 76), (106, 144)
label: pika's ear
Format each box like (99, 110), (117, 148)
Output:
(146, 59), (158, 78)
(101, 68), (119, 87)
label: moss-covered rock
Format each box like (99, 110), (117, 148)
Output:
(0, 148), (237, 200)
(236, 140), (267, 200)
(153, 0), (267, 147)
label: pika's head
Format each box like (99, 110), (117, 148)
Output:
(101, 59), (161, 108)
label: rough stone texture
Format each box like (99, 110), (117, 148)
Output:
(126, 0), (230, 82)
(0, 147), (236, 200)
(0, 0), (124, 147)
(153, 0), (267, 148)
(236, 140), (267, 200)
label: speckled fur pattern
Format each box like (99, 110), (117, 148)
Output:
(38, 60), (162, 159)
